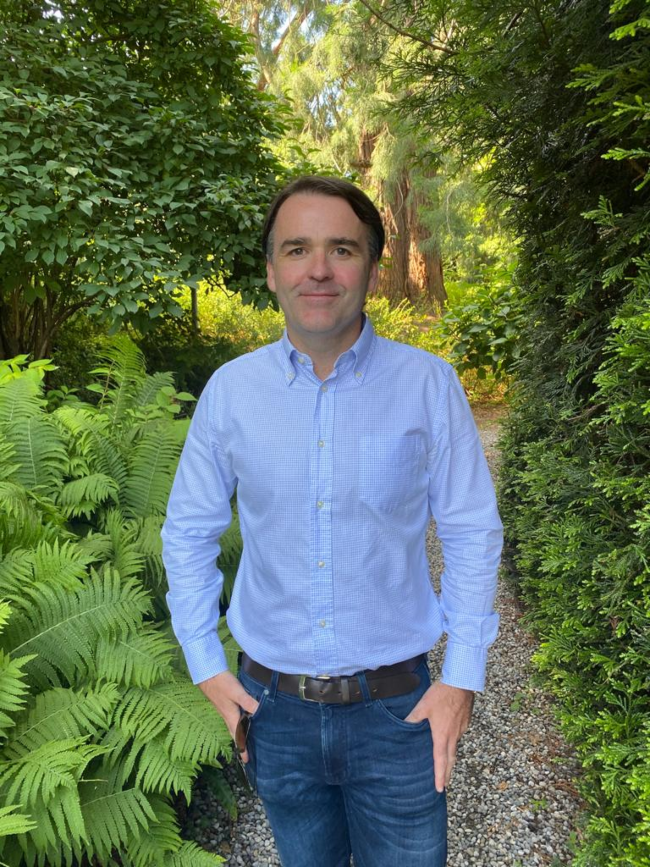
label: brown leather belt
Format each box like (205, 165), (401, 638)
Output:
(241, 652), (425, 704)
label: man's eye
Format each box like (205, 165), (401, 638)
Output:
(334, 247), (351, 256)
(288, 247), (304, 256)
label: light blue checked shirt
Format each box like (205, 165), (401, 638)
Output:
(162, 316), (502, 692)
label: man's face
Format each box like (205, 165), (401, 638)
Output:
(266, 193), (379, 356)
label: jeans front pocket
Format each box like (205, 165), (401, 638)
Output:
(374, 660), (432, 730)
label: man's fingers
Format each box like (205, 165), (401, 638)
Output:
(239, 692), (259, 716)
(433, 739), (447, 793)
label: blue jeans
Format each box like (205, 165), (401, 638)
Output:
(238, 658), (447, 867)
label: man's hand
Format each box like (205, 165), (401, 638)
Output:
(405, 680), (474, 793)
(198, 669), (259, 763)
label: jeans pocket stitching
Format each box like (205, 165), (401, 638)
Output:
(374, 698), (430, 730)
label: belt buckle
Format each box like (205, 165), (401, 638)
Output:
(298, 674), (332, 702)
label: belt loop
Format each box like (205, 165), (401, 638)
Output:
(268, 669), (279, 702)
(356, 671), (373, 707)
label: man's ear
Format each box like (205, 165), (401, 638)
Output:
(266, 259), (276, 293)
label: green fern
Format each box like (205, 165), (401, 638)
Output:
(134, 372), (176, 410)
(2, 417), (68, 496)
(93, 628), (175, 689)
(57, 473), (120, 519)
(122, 423), (182, 518)
(91, 335), (148, 427)
(2, 570), (152, 688)
(134, 737), (199, 800)
(119, 796), (182, 867)
(114, 679), (230, 765)
(76, 783), (157, 863)
(0, 374), (45, 424)
(0, 346), (232, 866)
(0, 602), (35, 740)
(165, 841), (225, 865)
(54, 405), (128, 491)
(3, 684), (120, 761)
(0, 803), (37, 839)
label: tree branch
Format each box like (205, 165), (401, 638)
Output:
(356, 0), (456, 55)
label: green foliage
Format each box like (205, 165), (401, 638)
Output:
(439, 266), (521, 381)
(381, 0), (650, 862)
(136, 287), (283, 396)
(0, 0), (287, 360)
(0, 344), (230, 866)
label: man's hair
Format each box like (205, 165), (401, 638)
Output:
(262, 176), (385, 263)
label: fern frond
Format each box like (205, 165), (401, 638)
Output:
(0, 736), (106, 807)
(4, 684), (120, 760)
(3, 570), (152, 687)
(0, 438), (18, 482)
(54, 405), (128, 490)
(93, 627), (174, 689)
(0, 803), (37, 838)
(77, 783), (156, 863)
(31, 538), (92, 592)
(100, 509), (145, 579)
(134, 737), (198, 800)
(119, 795), (182, 867)
(122, 423), (183, 519)
(93, 335), (147, 427)
(0, 374), (44, 423)
(0, 484), (41, 529)
(114, 679), (230, 765)
(133, 372), (175, 410)
(2, 417), (68, 495)
(0, 548), (34, 598)
(130, 516), (165, 591)
(165, 841), (225, 865)
(57, 474), (120, 519)
(0, 648), (35, 740)
(14, 781), (88, 856)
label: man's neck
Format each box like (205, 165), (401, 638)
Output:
(286, 321), (363, 381)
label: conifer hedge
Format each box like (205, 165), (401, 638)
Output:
(386, 0), (650, 862)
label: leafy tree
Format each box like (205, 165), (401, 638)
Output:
(0, 0), (286, 360)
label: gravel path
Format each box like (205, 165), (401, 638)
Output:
(184, 409), (585, 866)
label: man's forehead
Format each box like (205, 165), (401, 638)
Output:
(273, 193), (369, 240)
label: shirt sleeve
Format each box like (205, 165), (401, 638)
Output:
(161, 375), (237, 685)
(427, 365), (503, 692)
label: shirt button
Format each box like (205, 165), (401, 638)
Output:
(318, 440), (324, 448)
(355, 371), (362, 379)
(298, 356), (305, 364)
(317, 500), (324, 509)
(319, 619), (327, 628)
(286, 372), (295, 380)
(318, 560), (325, 568)
(321, 384), (328, 392)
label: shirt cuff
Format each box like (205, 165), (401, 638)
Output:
(441, 641), (489, 693)
(182, 631), (229, 685)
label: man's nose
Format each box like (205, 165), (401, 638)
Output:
(308, 250), (334, 281)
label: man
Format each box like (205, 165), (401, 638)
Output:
(161, 176), (502, 867)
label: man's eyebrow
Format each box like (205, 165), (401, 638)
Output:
(330, 237), (362, 250)
(279, 237), (309, 250)
(278, 237), (363, 250)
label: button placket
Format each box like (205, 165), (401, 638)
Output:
(310, 378), (337, 672)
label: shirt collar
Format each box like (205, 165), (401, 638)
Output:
(279, 314), (376, 386)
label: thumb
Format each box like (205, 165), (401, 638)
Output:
(238, 690), (260, 716)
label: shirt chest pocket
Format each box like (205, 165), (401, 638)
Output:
(358, 435), (425, 513)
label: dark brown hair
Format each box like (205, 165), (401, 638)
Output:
(262, 176), (385, 262)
